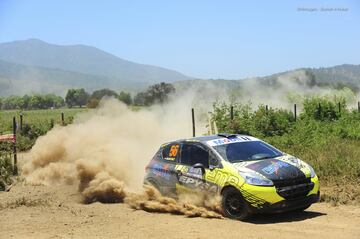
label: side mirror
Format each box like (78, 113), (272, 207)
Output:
(192, 163), (206, 175)
(209, 154), (222, 170)
(210, 156), (219, 167)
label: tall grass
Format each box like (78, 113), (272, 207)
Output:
(0, 108), (87, 151)
(0, 147), (13, 191)
(0, 108), (87, 190)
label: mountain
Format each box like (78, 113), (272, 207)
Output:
(0, 39), (189, 85)
(173, 65), (360, 106)
(0, 60), (146, 96)
(174, 64), (360, 91)
(0, 39), (359, 97)
(310, 64), (360, 86)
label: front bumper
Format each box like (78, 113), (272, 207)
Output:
(249, 191), (320, 214)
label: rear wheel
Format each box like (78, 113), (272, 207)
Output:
(144, 179), (162, 194)
(222, 187), (251, 220)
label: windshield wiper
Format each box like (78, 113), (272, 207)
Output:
(256, 156), (273, 160)
(253, 155), (282, 160)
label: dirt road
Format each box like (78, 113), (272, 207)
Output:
(1, 184), (360, 239)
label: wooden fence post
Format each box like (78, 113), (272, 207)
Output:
(294, 104), (297, 122)
(61, 112), (65, 126)
(12, 117), (18, 176)
(19, 113), (23, 132)
(192, 108), (195, 137)
(230, 105), (234, 120)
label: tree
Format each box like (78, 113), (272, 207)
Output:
(117, 91), (132, 105)
(0, 94), (65, 110)
(304, 70), (317, 87)
(52, 95), (65, 108)
(148, 82), (175, 104)
(43, 94), (65, 108)
(65, 89), (89, 108)
(22, 95), (31, 109)
(85, 88), (119, 108)
(86, 98), (100, 108)
(133, 92), (147, 106)
(90, 89), (118, 100)
(134, 82), (175, 106)
(65, 89), (76, 108)
(28, 94), (44, 109)
(1, 96), (23, 110)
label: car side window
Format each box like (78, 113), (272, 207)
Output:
(209, 152), (220, 167)
(152, 148), (163, 161)
(161, 143), (180, 163)
(180, 144), (209, 168)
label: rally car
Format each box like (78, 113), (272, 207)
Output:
(144, 133), (320, 220)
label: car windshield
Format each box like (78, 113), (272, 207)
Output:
(212, 141), (283, 163)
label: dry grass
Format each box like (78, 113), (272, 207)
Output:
(0, 196), (49, 210)
(320, 181), (360, 206)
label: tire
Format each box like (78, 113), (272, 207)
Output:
(221, 187), (251, 220)
(144, 179), (162, 194)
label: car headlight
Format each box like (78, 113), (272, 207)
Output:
(238, 171), (273, 186)
(308, 165), (316, 178)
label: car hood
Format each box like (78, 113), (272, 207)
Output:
(232, 155), (311, 181)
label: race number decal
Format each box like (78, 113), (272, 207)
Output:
(169, 145), (179, 157)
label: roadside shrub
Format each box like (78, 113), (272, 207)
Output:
(302, 97), (346, 121)
(210, 96), (360, 204)
(252, 105), (294, 137)
(0, 151), (13, 191)
(210, 102), (295, 137)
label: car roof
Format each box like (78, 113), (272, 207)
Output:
(163, 133), (255, 146)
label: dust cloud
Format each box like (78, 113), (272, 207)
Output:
(175, 70), (358, 111)
(22, 97), (222, 218)
(125, 185), (222, 218)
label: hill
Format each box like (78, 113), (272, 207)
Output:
(173, 67), (360, 108)
(310, 64), (360, 86)
(0, 60), (147, 96)
(0, 39), (359, 97)
(0, 39), (189, 85)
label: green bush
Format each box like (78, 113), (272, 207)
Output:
(210, 102), (295, 137)
(0, 151), (13, 191)
(0, 108), (82, 151)
(302, 97), (346, 121)
(252, 106), (294, 137)
(210, 96), (360, 184)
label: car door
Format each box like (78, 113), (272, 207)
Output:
(146, 143), (180, 196)
(175, 142), (220, 194)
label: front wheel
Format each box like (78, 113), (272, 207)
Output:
(221, 187), (251, 220)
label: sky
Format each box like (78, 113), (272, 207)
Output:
(0, 0), (359, 79)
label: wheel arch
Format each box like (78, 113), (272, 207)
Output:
(221, 184), (240, 195)
(144, 177), (159, 187)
